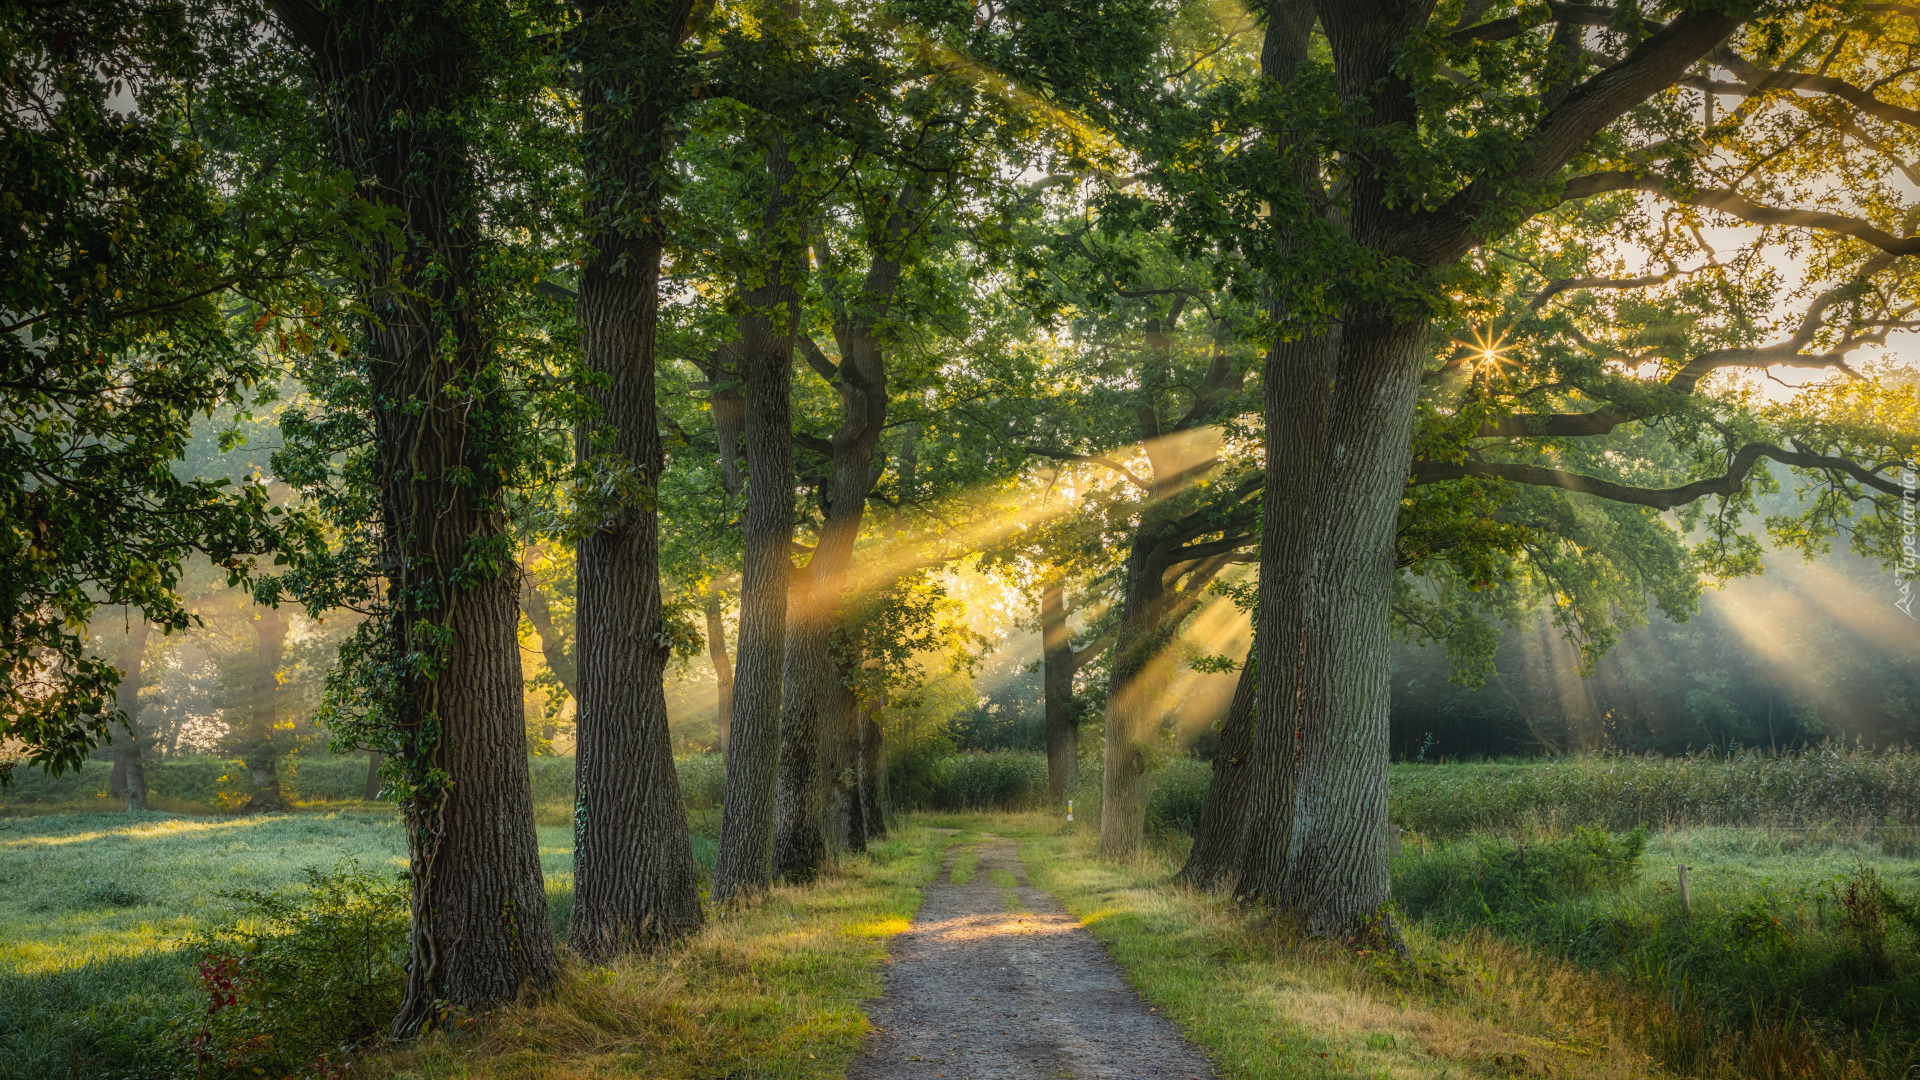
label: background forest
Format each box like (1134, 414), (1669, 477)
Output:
(7, 0), (1920, 1076)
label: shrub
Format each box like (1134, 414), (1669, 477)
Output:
(676, 752), (725, 811)
(1145, 756), (1211, 835)
(185, 860), (407, 1078)
(922, 751), (1049, 810)
(1394, 826), (1649, 926)
(1389, 745), (1920, 837)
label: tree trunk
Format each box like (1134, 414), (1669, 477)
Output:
(771, 587), (833, 881)
(1179, 650), (1256, 889)
(568, 0), (705, 960)
(364, 752), (384, 801)
(1237, 329), (1333, 902)
(521, 582), (577, 702)
(768, 185), (914, 883)
(1099, 542), (1162, 854)
(268, 0), (560, 1032)
(857, 708), (885, 841)
(244, 608), (289, 814)
(827, 664), (864, 853)
(713, 133), (804, 903)
(1278, 313), (1427, 937)
(111, 617), (149, 812)
(705, 592), (733, 755)
(1040, 583), (1078, 804)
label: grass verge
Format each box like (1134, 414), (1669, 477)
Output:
(366, 824), (958, 1080)
(919, 811), (1681, 1080)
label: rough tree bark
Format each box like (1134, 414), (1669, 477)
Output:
(770, 185), (917, 882)
(243, 607), (289, 813)
(1239, 0), (1734, 933)
(110, 617), (149, 813)
(268, 0), (559, 1031)
(568, 0), (704, 960)
(713, 131), (805, 902)
(1278, 315), (1427, 934)
(1178, 650), (1255, 889)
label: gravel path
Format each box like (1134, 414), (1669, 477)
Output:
(847, 836), (1217, 1080)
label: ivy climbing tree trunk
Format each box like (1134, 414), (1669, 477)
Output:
(568, 0), (703, 960)
(268, 0), (558, 1033)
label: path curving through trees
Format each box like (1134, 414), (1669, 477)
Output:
(849, 836), (1216, 1080)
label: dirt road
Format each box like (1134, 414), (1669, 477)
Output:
(847, 836), (1216, 1080)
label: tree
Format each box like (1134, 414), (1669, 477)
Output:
(1132, 0), (1920, 934)
(0, 0), (318, 780)
(567, 0), (705, 958)
(708, 27), (808, 901)
(242, 606), (290, 812)
(266, 0), (561, 1030)
(107, 616), (152, 812)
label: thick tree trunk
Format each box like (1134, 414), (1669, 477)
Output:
(769, 187), (913, 882)
(568, 0), (704, 960)
(1179, 651), (1256, 889)
(771, 594), (833, 880)
(1279, 314), (1426, 936)
(269, 0), (559, 1032)
(364, 752), (384, 801)
(244, 608), (290, 813)
(1040, 583), (1078, 804)
(1237, 329), (1333, 902)
(705, 592), (733, 755)
(111, 618), (149, 812)
(714, 134), (804, 902)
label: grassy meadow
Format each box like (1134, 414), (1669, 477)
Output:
(7, 747), (1920, 1079)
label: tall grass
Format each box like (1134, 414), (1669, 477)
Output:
(1390, 745), (1920, 837)
(1393, 825), (1920, 1079)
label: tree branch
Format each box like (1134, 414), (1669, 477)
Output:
(1414, 441), (1906, 507)
(1017, 445), (1152, 490)
(1566, 172), (1920, 255)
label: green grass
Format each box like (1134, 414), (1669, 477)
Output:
(1396, 824), (1920, 1075)
(0, 811), (580, 1080)
(0, 803), (913, 1080)
(370, 824), (959, 1080)
(925, 811), (1647, 1080)
(1390, 746), (1920, 837)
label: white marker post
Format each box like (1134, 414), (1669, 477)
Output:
(1066, 799), (1074, 823)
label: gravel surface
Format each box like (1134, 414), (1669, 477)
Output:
(847, 836), (1217, 1080)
